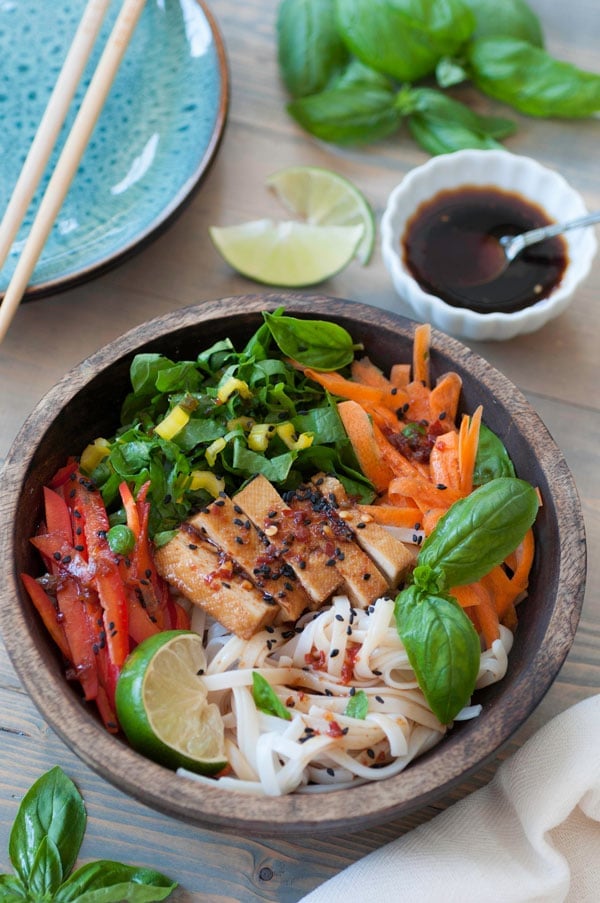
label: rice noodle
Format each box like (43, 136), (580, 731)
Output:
(177, 595), (513, 797)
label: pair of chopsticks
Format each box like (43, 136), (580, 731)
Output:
(0, 0), (146, 344)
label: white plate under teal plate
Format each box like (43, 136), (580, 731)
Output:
(0, 0), (228, 298)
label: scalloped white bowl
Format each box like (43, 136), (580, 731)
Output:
(381, 150), (597, 342)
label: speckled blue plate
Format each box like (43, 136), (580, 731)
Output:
(0, 0), (228, 299)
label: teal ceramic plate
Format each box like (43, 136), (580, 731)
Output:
(0, 0), (228, 299)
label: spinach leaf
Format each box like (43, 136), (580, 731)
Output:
(405, 87), (515, 155)
(417, 477), (539, 590)
(345, 689), (369, 719)
(277, 0), (349, 98)
(473, 423), (516, 486)
(335, 0), (475, 82)
(462, 0), (544, 45)
(9, 766), (85, 889)
(395, 585), (480, 724)
(467, 37), (600, 117)
(252, 672), (292, 720)
(287, 82), (402, 145)
(263, 312), (359, 370)
(54, 861), (176, 903)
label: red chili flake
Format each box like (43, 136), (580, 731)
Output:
(305, 648), (327, 670)
(341, 642), (361, 684)
(327, 720), (345, 739)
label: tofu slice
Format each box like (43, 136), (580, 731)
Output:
(233, 475), (344, 606)
(154, 528), (277, 640)
(189, 495), (310, 622)
(311, 474), (414, 587)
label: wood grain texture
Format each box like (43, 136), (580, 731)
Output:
(0, 0), (599, 898)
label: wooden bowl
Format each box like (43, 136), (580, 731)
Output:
(0, 294), (586, 834)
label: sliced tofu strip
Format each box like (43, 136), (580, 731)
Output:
(189, 495), (310, 622)
(311, 474), (414, 587)
(154, 528), (277, 640)
(284, 484), (389, 608)
(233, 475), (344, 606)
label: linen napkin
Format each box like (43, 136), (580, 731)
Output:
(299, 693), (600, 903)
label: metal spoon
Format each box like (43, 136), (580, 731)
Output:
(499, 209), (600, 263)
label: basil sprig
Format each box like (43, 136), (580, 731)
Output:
(252, 671), (292, 720)
(1, 767), (176, 902)
(395, 477), (539, 724)
(277, 0), (600, 155)
(263, 311), (361, 370)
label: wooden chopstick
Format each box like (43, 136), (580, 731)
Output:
(0, 0), (112, 272)
(0, 0), (147, 344)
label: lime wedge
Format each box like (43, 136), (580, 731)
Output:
(267, 165), (375, 265)
(115, 630), (227, 775)
(209, 218), (364, 287)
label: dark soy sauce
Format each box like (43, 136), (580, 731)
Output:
(402, 186), (568, 314)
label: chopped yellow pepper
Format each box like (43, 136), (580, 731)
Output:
(154, 404), (190, 440)
(80, 437), (111, 473)
(205, 436), (227, 467)
(217, 377), (252, 404)
(189, 470), (226, 496)
(248, 423), (276, 452)
(227, 415), (255, 432)
(276, 422), (314, 451)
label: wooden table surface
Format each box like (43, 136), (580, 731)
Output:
(1, 1), (599, 899)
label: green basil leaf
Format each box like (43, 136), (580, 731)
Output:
(28, 835), (63, 899)
(462, 0), (544, 45)
(395, 585), (480, 724)
(53, 861), (176, 903)
(252, 672), (292, 720)
(329, 57), (396, 92)
(263, 312), (359, 370)
(406, 87), (515, 155)
(467, 37), (600, 117)
(9, 767), (85, 889)
(277, 0), (349, 98)
(345, 689), (369, 719)
(435, 56), (469, 88)
(336, 0), (475, 82)
(418, 477), (539, 589)
(473, 423), (516, 486)
(287, 83), (402, 145)
(0, 874), (28, 900)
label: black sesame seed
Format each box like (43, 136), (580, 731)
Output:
(375, 695), (384, 704)
(233, 504), (243, 514)
(326, 767), (335, 777)
(367, 748), (375, 760)
(439, 411), (447, 420)
(188, 543), (198, 550)
(214, 499), (225, 507)
(349, 686), (356, 696)
(363, 572), (371, 581)
(335, 614), (344, 622)
(436, 483), (447, 491)
(330, 649), (339, 658)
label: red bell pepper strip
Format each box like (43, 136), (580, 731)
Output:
(20, 573), (71, 661)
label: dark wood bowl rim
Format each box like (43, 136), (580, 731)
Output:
(0, 293), (586, 834)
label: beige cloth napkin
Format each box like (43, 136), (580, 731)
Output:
(300, 694), (600, 903)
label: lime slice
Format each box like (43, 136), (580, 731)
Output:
(267, 165), (375, 265)
(209, 218), (364, 287)
(115, 630), (227, 775)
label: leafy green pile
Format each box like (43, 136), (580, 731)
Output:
(277, 0), (600, 154)
(84, 312), (373, 545)
(1, 767), (175, 902)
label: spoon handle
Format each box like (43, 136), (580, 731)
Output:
(501, 209), (600, 261)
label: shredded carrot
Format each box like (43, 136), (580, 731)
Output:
(351, 356), (391, 389)
(358, 504), (422, 529)
(412, 323), (431, 387)
(388, 476), (463, 512)
(458, 404), (483, 494)
(430, 430), (461, 491)
(430, 371), (462, 426)
(337, 400), (394, 494)
(390, 363), (411, 388)
(373, 423), (423, 479)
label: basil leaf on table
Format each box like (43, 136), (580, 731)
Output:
(467, 37), (600, 117)
(8, 766), (85, 889)
(417, 477), (539, 590)
(394, 585), (481, 724)
(462, 0), (544, 45)
(473, 423), (516, 486)
(252, 671), (292, 720)
(277, 0), (348, 98)
(405, 87), (515, 155)
(3, 767), (176, 902)
(263, 311), (360, 370)
(53, 862), (176, 903)
(287, 82), (403, 145)
(335, 0), (475, 82)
